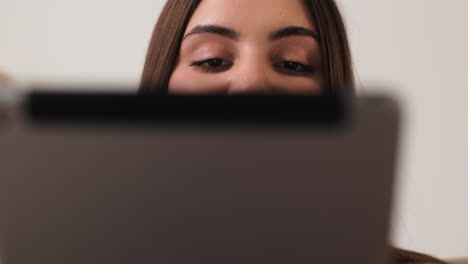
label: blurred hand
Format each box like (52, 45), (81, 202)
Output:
(0, 72), (11, 88)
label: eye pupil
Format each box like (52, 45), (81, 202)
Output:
(285, 61), (300, 70)
(207, 59), (223, 67)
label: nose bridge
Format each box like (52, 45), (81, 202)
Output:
(228, 50), (271, 94)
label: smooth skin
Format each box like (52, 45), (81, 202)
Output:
(168, 0), (323, 95)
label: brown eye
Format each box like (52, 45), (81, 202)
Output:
(191, 58), (233, 73)
(205, 59), (223, 67)
(284, 61), (303, 71)
(274, 61), (313, 75)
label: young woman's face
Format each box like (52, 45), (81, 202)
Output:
(168, 0), (323, 95)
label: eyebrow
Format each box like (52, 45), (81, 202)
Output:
(183, 25), (239, 40)
(269, 26), (320, 41)
(183, 24), (320, 42)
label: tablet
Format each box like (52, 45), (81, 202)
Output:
(0, 93), (400, 264)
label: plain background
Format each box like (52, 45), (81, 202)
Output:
(1, 0), (467, 259)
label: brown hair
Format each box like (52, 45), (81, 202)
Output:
(139, 0), (355, 94)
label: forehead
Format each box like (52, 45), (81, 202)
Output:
(185, 0), (315, 35)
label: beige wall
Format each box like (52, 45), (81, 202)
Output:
(0, 0), (159, 85)
(338, 0), (468, 259)
(1, 0), (467, 259)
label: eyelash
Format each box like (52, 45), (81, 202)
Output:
(190, 58), (233, 73)
(190, 58), (314, 75)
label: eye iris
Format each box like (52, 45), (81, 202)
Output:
(207, 59), (223, 67)
(285, 61), (301, 70)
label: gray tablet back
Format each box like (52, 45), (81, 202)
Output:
(0, 95), (400, 264)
